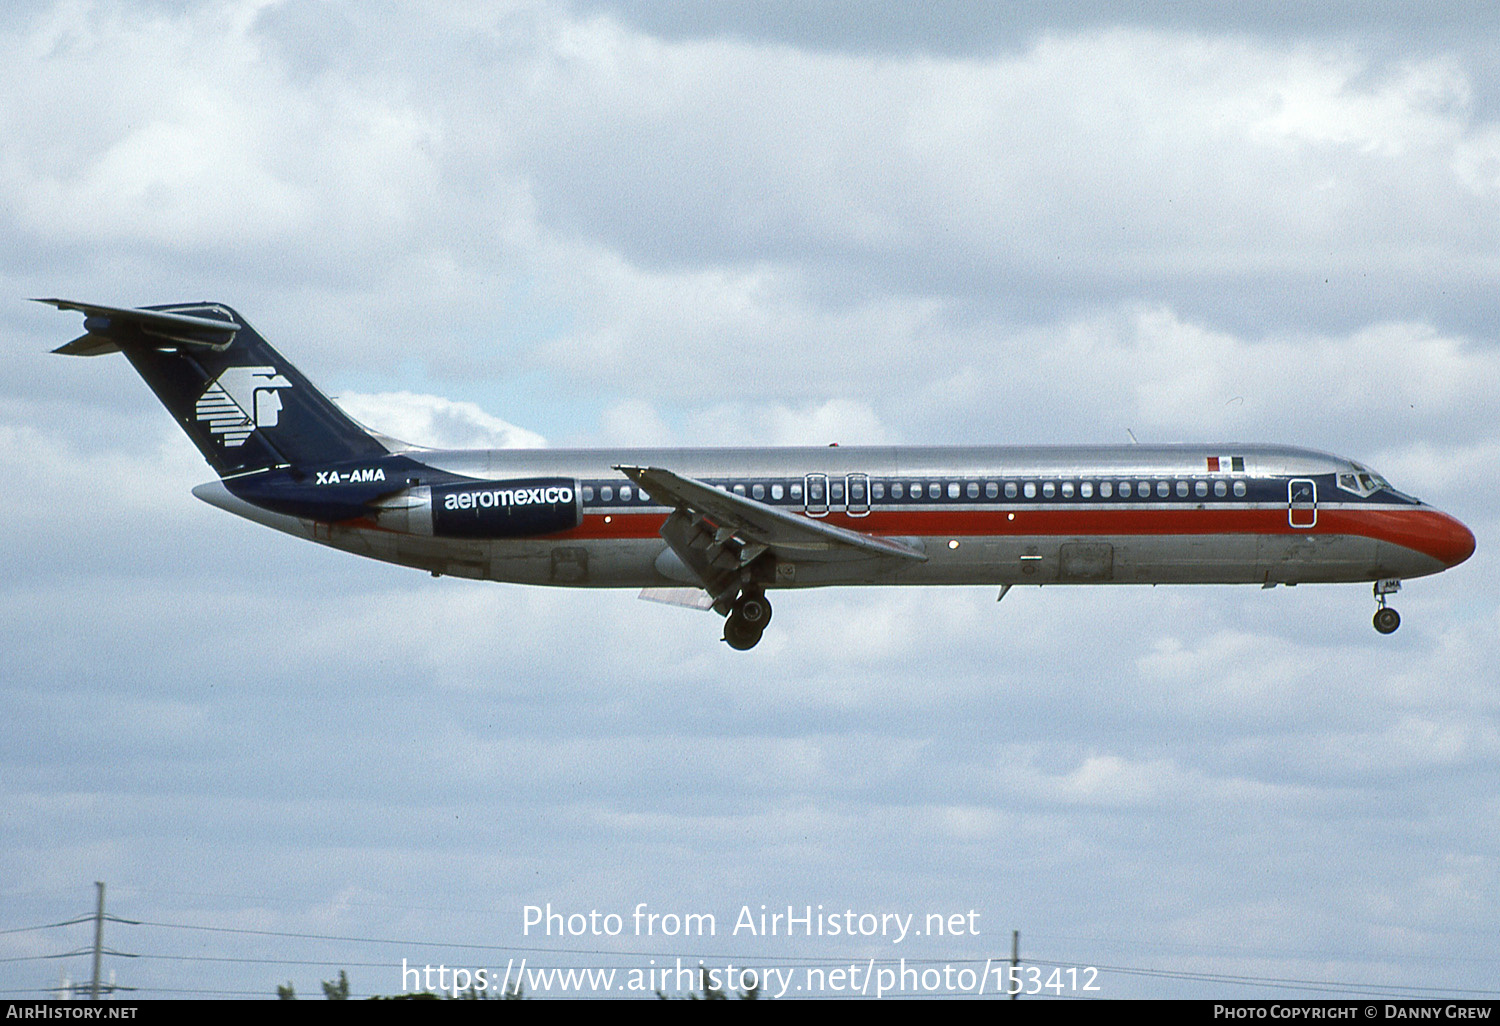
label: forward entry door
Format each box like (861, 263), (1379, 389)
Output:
(1288, 478), (1317, 528)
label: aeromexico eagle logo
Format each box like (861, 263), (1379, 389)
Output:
(195, 366), (293, 447)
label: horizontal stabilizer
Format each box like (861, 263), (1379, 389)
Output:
(36, 298), (242, 353)
(52, 333), (122, 357)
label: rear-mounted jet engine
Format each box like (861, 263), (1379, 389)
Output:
(376, 478), (581, 539)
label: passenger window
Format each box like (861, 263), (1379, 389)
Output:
(1061, 481), (1075, 498)
(791, 483), (803, 499)
(1119, 481), (1131, 498)
(752, 483), (765, 499)
(809, 480), (824, 501)
(1175, 481), (1188, 498)
(849, 480), (865, 501)
(948, 482), (961, 499)
(600, 486), (614, 502)
(582, 486), (595, 502)
(772, 483), (784, 500)
(830, 481), (844, 502)
(1214, 480), (1227, 497)
(893, 482), (905, 498)
(929, 483), (942, 499)
(1005, 482), (1018, 499)
(966, 482), (979, 499)
(1099, 481), (1111, 498)
(1195, 480), (1208, 497)
(985, 482), (997, 499)
(1043, 482), (1056, 498)
(1233, 481), (1247, 497)
(872, 482), (885, 499)
(1157, 481), (1170, 498)
(1081, 481), (1093, 498)
(733, 484), (746, 496)
(620, 485), (632, 501)
(1024, 482), (1037, 499)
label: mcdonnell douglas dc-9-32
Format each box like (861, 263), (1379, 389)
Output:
(43, 299), (1475, 650)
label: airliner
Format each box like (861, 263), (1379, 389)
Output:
(43, 299), (1475, 650)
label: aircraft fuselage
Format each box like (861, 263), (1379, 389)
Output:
(196, 442), (1472, 592)
(45, 298), (1474, 649)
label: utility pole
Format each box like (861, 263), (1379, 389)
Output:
(1010, 929), (1019, 1000)
(90, 882), (105, 1001)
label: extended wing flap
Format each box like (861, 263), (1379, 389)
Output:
(616, 465), (926, 562)
(638, 587), (717, 611)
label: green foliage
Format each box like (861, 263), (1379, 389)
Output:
(321, 969), (350, 1000)
(277, 970), (526, 1001)
(657, 982), (760, 1001)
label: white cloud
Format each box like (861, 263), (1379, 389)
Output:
(598, 398), (674, 446)
(333, 391), (546, 449)
(498, 24), (1500, 283)
(893, 306), (1500, 462)
(1244, 55), (1469, 157)
(1, 0), (440, 267)
(681, 398), (896, 447)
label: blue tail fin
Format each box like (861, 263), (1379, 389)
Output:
(42, 299), (388, 477)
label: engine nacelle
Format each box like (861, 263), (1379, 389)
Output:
(375, 477), (581, 538)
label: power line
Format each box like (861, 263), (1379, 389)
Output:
(0, 916), (95, 935)
(8, 897), (1500, 1000)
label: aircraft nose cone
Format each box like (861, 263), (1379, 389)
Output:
(1431, 510), (1476, 568)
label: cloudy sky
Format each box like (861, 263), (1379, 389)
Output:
(2, 0), (1497, 1001)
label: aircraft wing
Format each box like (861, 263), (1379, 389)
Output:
(617, 464), (924, 612)
(617, 465), (927, 561)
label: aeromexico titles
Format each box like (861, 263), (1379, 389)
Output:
(44, 299), (1475, 650)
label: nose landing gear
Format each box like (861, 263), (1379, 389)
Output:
(723, 589), (772, 650)
(1373, 579), (1401, 634)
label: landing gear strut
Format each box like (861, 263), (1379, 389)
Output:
(1373, 579), (1401, 635)
(723, 589), (772, 650)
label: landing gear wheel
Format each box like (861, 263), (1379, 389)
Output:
(1373, 607), (1401, 634)
(722, 590), (772, 650)
(735, 591), (772, 628)
(723, 616), (764, 650)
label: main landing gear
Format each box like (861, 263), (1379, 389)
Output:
(722, 589), (772, 650)
(1373, 578), (1401, 635)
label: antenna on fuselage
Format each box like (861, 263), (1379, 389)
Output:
(1126, 429), (1139, 444)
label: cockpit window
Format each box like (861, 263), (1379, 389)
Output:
(1337, 466), (1391, 497)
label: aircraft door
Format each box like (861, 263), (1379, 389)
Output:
(1288, 478), (1317, 528)
(804, 474), (829, 517)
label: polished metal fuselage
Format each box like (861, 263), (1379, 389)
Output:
(197, 443), (1468, 593)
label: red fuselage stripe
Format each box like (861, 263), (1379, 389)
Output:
(556, 506), (1471, 564)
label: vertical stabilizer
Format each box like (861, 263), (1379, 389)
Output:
(42, 299), (388, 477)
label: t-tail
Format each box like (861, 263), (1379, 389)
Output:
(40, 298), (449, 523)
(41, 299), (388, 476)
